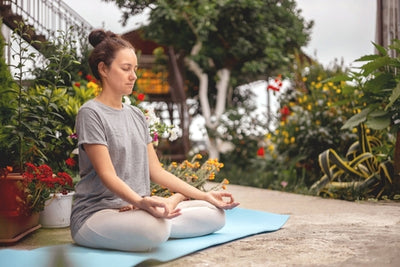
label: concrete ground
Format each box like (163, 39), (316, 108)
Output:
(1, 184), (400, 266)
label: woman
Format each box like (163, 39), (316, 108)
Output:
(70, 29), (239, 252)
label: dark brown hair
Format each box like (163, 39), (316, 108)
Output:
(88, 29), (134, 82)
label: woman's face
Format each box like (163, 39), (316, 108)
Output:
(101, 47), (138, 96)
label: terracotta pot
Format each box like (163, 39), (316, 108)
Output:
(0, 173), (41, 244)
(0, 173), (24, 216)
(0, 212), (41, 245)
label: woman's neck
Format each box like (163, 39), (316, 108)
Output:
(95, 91), (123, 110)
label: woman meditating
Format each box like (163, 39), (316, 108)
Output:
(70, 29), (239, 252)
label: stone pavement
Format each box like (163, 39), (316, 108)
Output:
(2, 184), (400, 266)
(161, 184), (400, 266)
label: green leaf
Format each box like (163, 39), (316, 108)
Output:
(372, 42), (388, 56)
(361, 56), (392, 76)
(341, 108), (371, 130)
(322, 74), (351, 83)
(364, 72), (394, 94)
(386, 81), (400, 110)
(354, 54), (380, 62)
(365, 115), (391, 130)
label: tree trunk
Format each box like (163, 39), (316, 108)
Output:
(185, 42), (231, 159)
(167, 46), (190, 156)
(393, 130), (400, 191)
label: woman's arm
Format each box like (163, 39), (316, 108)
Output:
(83, 143), (181, 218)
(147, 144), (239, 210)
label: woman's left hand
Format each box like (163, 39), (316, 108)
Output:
(205, 191), (240, 210)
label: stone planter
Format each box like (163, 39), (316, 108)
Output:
(0, 174), (41, 244)
(39, 191), (75, 228)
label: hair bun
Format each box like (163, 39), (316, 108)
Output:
(89, 29), (118, 47)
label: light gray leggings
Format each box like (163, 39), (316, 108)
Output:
(73, 200), (225, 252)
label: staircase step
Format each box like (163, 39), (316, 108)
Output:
(0, 4), (12, 14)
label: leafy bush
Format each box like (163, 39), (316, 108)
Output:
(267, 62), (357, 186)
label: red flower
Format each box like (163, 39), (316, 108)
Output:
(65, 158), (76, 167)
(22, 163), (73, 195)
(257, 147), (265, 157)
(74, 82), (81, 87)
(280, 105), (290, 121)
(267, 75), (283, 92)
(137, 93), (145, 101)
(280, 105), (290, 116)
(86, 74), (97, 82)
(57, 172), (74, 188)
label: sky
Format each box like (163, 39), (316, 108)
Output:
(63, 0), (377, 68)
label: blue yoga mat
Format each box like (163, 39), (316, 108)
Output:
(0, 208), (289, 267)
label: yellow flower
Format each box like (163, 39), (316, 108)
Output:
(208, 172), (215, 180)
(87, 81), (101, 95)
(282, 130), (289, 138)
(290, 137), (295, 144)
(315, 120), (321, 125)
(302, 77), (307, 82)
(336, 89), (341, 94)
(284, 138), (290, 144)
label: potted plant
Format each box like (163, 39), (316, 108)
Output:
(21, 163), (74, 228)
(0, 22), (80, 241)
(0, 165), (50, 244)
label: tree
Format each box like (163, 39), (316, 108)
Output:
(104, 0), (312, 159)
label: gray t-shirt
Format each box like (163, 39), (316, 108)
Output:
(70, 99), (152, 237)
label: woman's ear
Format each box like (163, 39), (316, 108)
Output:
(98, 61), (108, 79)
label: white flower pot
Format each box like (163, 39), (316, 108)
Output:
(39, 192), (75, 228)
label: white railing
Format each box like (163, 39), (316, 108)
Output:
(1, 0), (92, 40)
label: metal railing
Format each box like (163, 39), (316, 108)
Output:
(1, 0), (92, 41)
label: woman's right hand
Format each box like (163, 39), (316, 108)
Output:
(138, 196), (182, 219)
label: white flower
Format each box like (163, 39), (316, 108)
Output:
(123, 96), (131, 105)
(55, 131), (62, 138)
(168, 125), (180, 141)
(145, 107), (160, 126)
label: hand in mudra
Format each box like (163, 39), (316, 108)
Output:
(205, 191), (240, 210)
